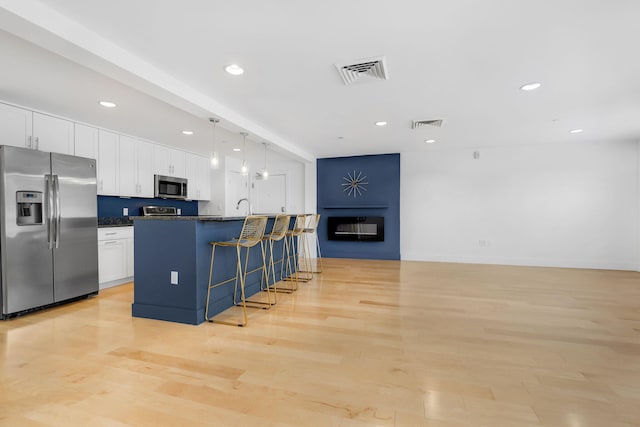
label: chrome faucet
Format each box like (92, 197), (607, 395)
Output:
(236, 198), (252, 215)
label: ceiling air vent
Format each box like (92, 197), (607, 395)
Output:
(412, 119), (444, 129)
(335, 56), (389, 85)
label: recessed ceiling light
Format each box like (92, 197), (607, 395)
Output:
(425, 139), (436, 143)
(569, 128), (584, 133)
(233, 148), (241, 152)
(181, 130), (194, 135)
(99, 101), (117, 108)
(375, 121), (387, 127)
(520, 82), (542, 91)
(225, 64), (244, 75)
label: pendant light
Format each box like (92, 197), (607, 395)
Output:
(240, 132), (248, 175)
(209, 117), (220, 168)
(261, 142), (269, 180)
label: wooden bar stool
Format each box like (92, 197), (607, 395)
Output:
(205, 215), (269, 327)
(282, 214), (307, 285)
(261, 214), (293, 294)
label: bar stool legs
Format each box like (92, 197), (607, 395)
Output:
(298, 213), (322, 280)
(240, 241), (274, 308)
(280, 231), (300, 290)
(282, 214), (307, 285)
(205, 215), (269, 327)
(205, 243), (248, 326)
(204, 213), (323, 326)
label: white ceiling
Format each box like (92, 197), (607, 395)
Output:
(1, 0), (639, 161)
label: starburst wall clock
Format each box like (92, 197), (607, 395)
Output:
(341, 170), (368, 198)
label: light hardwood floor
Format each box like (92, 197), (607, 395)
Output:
(1, 259), (640, 426)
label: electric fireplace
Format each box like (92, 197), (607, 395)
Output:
(327, 216), (384, 241)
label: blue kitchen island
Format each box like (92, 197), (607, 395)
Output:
(131, 216), (279, 325)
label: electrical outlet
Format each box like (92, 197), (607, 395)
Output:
(170, 271), (178, 285)
(123, 207), (129, 216)
(177, 208), (181, 215)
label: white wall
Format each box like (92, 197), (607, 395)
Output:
(199, 154), (307, 217)
(401, 140), (639, 270)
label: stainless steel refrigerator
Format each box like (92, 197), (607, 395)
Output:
(0, 145), (98, 318)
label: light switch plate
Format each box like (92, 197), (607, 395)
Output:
(177, 208), (182, 215)
(170, 271), (178, 285)
(123, 207), (129, 216)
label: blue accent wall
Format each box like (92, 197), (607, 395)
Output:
(97, 196), (198, 218)
(317, 153), (400, 260)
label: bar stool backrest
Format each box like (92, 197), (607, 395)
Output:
(238, 215), (268, 247)
(289, 214), (306, 236)
(305, 213), (321, 232)
(270, 214), (291, 241)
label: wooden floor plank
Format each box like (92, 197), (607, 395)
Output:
(1, 258), (639, 426)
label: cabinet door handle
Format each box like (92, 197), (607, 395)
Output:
(35, 137), (39, 150)
(27, 136), (32, 149)
(100, 179), (103, 191)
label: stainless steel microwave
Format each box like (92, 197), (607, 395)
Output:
(154, 175), (188, 199)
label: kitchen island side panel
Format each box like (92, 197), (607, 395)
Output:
(132, 220), (199, 324)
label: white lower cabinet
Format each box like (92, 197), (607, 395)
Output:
(126, 237), (134, 277)
(98, 227), (134, 288)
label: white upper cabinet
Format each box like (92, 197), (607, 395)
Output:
(74, 123), (98, 159)
(2, 100), (211, 201)
(137, 140), (154, 197)
(119, 136), (137, 197)
(186, 153), (211, 200)
(0, 103), (32, 148)
(0, 104), (74, 155)
(197, 156), (211, 201)
(153, 145), (186, 178)
(97, 130), (119, 196)
(32, 112), (74, 155)
(119, 135), (154, 198)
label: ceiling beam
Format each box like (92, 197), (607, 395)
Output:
(0, 0), (315, 163)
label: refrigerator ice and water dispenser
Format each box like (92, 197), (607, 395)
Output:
(16, 191), (43, 225)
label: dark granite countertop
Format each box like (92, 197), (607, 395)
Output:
(131, 215), (248, 222)
(98, 217), (134, 227)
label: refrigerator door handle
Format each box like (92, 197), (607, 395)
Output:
(45, 174), (54, 249)
(53, 175), (61, 249)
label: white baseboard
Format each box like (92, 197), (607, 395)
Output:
(400, 252), (637, 271)
(99, 277), (133, 290)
